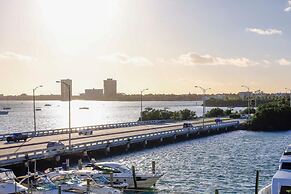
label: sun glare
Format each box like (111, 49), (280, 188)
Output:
(37, 0), (120, 53)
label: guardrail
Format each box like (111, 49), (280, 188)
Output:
(0, 121), (239, 167)
(0, 120), (170, 141)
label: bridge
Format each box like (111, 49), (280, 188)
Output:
(0, 118), (241, 168)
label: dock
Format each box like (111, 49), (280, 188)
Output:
(0, 118), (241, 169)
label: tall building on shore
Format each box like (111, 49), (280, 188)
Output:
(61, 79), (72, 101)
(103, 78), (117, 97)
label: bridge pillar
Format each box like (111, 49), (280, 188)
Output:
(160, 137), (163, 143)
(105, 146), (111, 155)
(125, 142), (130, 152)
(83, 151), (88, 157)
(143, 140), (148, 148)
(173, 134), (177, 140)
(55, 155), (61, 162)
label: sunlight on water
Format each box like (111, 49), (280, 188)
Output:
(0, 100), (243, 133)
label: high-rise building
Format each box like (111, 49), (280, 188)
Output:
(81, 88), (103, 100)
(103, 78), (117, 97)
(61, 79), (72, 101)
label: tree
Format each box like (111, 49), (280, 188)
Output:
(205, 108), (225, 117)
(250, 100), (291, 131)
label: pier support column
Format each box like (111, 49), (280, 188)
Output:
(160, 137), (163, 143)
(143, 140), (148, 148)
(105, 146), (111, 155)
(125, 142), (130, 152)
(83, 151), (88, 157)
(173, 134), (177, 141)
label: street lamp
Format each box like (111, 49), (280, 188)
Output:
(241, 85), (251, 121)
(56, 80), (72, 149)
(254, 90), (262, 108)
(285, 88), (291, 107)
(140, 88), (148, 122)
(194, 85), (211, 129)
(33, 85), (43, 134)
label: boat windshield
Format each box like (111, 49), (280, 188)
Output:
(96, 165), (121, 173)
(281, 162), (291, 170)
(34, 176), (57, 191)
(0, 171), (15, 181)
(284, 147), (291, 155)
(114, 165), (131, 173)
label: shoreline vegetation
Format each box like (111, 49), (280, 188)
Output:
(140, 99), (291, 132)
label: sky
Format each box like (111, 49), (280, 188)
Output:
(1, 0), (291, 95)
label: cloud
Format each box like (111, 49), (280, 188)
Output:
(285, 1), (291, 11)
(174, 52), (258, 67)
(97, 53), (153, 66)
(0, 51), (33, 62)
(278, 58), (291, 66)
(246, 28), (282, 36)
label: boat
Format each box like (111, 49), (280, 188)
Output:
(35, 108), (42, 111)
(85, 162), (163, 188)
(43, 168), (122, 194)
(73, 169), (128, 189)
(0, 168), (28, 193)
(79, 107), (89, 110)
(2, 107), (11, 110)
(0, 110), (9, 115)
(259, 144), (291, 194)
(44, 104), (52, 107)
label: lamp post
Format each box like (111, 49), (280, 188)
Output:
(33, 85), (43, 134)
(254, 90), (262, 108)
(285, 88), (291, 107)
(140, 88), (148, 122)
(241, 85), (251, 121)
(56, 81), (72, 149)
(194, 85), (211, 129)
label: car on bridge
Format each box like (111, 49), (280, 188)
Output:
(46, 141), (65, 152)
(79, 129), (93, 135)
(183, 123), (193, 128)
(6, 133), (28, 143)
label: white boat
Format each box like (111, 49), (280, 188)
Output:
(85, 162), (162, 189)
(73, 169), (128, 189)
(44, 168), (122, 194)
(259, 144), (291, 194)
(0, 168), (28, 194)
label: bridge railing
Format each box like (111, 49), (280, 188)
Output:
(0, 120), (170, 141)
(0, 121), (239, 167)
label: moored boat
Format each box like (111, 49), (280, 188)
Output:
(0, 168), (28, 194)
(259, 144), (291, 194)
(85, 162), (163, 189)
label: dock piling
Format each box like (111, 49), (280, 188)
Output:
(87, 179), (90, 193)
(110, 173), (113, 187)
(58, 185), (61, 194)
(152, 161), (156, 174)
(255, 170), (259, 194)
(132, 165), (137, 189)
(215, 189), (219, 194)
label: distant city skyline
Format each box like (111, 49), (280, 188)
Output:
(1, 0), (291, 95)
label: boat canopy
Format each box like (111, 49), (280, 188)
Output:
(272, 170), (291, 194)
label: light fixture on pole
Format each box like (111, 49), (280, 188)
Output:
(241, 85), (251, 121)
(285, 88), (291, 108)
(56, 80), (72, 149)
(140, 88), (149, 122)
(194, 85), (211, 129)
(33, 85), (43, 134)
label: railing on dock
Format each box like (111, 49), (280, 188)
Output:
(0, 121), (239, 167)
(0, 120), (170, 141)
